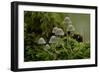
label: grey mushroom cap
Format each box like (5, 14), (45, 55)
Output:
(52, 27), (64, 36)
(45, 44), (50, 49)
(49, 36), (58, 44)
(67, 21), (72, 25)
(55, 28), (64, 36)
(52, 27), (59, 33)
(67, 24), (75, 32)
(64, 17), (71, 23)
(38, 37), (46, 44)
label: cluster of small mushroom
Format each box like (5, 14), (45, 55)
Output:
(38, 27), (65, 49)
(37, 16), (75, 49)
(49, 27), (65, 43)
(52, 27), (64, 36)
(64, 17), (75, 33)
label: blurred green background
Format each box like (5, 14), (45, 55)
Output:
(67, 13), (90, 42)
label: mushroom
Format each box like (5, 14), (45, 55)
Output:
(55, 28), (64, 36)
(67, 20), (72, 25)
(45, 44), (50, 49)
(67, 24), (75, 32)
(52, 27), (59, 33)
(49, 36), (58, 44)
(67, 24), (75, 36)
(38, 37), (46, 44)
(64, 17), (71, 23)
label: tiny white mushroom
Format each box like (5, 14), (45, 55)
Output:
(64, 17), (71, 23)
(55, 28), (64, 36)
(49, 36), (58, 44)
(67, 20), (72, 25)
(52, 27), (59, 33)
(67, 24), (75, 32)
(45, 44), (50, 49)
(38, 37), (46, 44)
(67, 24), (75, 36)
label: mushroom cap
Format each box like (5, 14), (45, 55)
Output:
(52, 27), (59, 33)
(67, 24), (75, 32)
(45, 44), (50, 49)
(64, 17), (71, 23)
(67, 21), (72, 25)
(55, 28), (64, 36)
(38, 37), (46, 44)
(49, 36), (58, 43)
